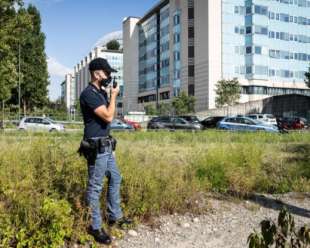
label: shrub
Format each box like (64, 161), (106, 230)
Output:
(248, 208), (310, 248)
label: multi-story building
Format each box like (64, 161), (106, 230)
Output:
(74, 31), (124, 116)
(61, 73), (76, 111)
(123, 0), (310, 112)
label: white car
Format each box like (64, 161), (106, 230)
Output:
(18, 117), (65, 132)
(246, 114), (277, 126)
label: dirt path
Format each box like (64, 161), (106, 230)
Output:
(115, 193), (310, 248)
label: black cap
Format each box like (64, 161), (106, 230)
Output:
(88, 58), (117, 73)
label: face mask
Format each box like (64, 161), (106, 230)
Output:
(100, 76), (112, 88)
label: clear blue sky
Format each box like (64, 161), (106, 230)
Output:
(25, 0), (158, 100)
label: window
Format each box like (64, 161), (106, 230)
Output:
(174, 118), (187, 124)
(188, 84), (195, 96)
(174, 51), (180, 61)
(174, 33), (180, 43)
(188, 27), (194, 38)
(188, 8), (194, 19)
(255, 46), (262, 54)
(174, 69), (180, 79)
(246, 66), (252, 74)
(246, 6), (252, 14)
(280, 13), (290, 22)
(254, 25), (268, 35)
(254, 5), (268, 15)
(188, 65), (195, 77)
(158, 117), (171, 123)
(246, 46), (252, 54)
(174, 14), (180, 25)
(269, 31), (275, 38)
(246, 26), (252, 34)
(188, 46), (194, 58)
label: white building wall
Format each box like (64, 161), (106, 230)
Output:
(123, 17), (140, 113)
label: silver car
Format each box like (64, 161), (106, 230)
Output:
(18, 117), (65, 132)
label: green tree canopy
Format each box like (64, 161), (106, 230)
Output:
(0, 0), (22, 102)
(106, 40), (120, 51)
(10, 4), (49, 112)
(172, 91), (196, 115)
(215, 78), (241, 108)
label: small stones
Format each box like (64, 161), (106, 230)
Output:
(182, 223), (190, 228)
(128, 230), (138, 237)
(193, 217), (199, 223)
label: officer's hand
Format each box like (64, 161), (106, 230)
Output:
(111, 82), (120, 97)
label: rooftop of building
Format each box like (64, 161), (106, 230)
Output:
(138, 0), (169, 24)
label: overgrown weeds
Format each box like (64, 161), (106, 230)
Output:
(0, 130), (309, 247)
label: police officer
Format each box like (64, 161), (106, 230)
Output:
(80, 58), (131, 245)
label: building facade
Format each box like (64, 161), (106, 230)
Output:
(61, 73), (76, 111)
(74, 31), (124, 116)
(123, 0), (310, 112)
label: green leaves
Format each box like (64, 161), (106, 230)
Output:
(261, 220), (276, 246)
(0, 1), (49, 111)
(247, 232), (265, 248)
(248, 208), (310, 248)
(0, 0), (20, 102)
(215, 78), (241, 108)
(106, 39), (121, 50)
(171, 91), (196, 115)
(144, 91), (196, 115)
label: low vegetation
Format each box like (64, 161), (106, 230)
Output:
(248, 208), (310, 248)
(0, 131), (309, 247)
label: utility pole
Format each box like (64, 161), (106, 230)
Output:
(18, 43), (21, 121)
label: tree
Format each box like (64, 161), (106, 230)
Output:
(0, 0), (25, 126)
(106, 40), (120, 51)
(305, 65), (310, 88)
(9, 4), (49, 114)
(172, 91), (196, 115)
(158, 103), (172, 115)
(144, 105), (157, 115)
(215, 78), (241, 109)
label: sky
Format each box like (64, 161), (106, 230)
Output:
(24, 0), (159, 101)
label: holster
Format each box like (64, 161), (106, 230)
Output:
(77, 135), (117, 164)
(108, 135), (117, 151)
(78, 139), (98, 165)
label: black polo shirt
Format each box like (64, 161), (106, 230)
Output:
(80, 83), (110, 139)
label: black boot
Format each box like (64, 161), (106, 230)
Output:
(108, 217), (133, 228)
(87, 226), (112, 245)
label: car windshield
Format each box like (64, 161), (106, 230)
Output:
(180, 116), (199, 122)
(45, 118), (56, 124)
(265, 114), (275, 119)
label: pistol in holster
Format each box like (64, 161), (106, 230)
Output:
(78, 139), (98, 164)
(77, 136), (117, 164)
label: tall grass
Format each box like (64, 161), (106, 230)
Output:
(0, 131), (309, 247)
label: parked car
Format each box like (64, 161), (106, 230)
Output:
(246, 114), (277, 126)
(200, 116), (225, 129)
(147, 116), (202, 130)
(277, 117), (307, 130)
(18, 117), (65, 132)
(217, 116), (279, 133)
(110, 118), (134, 131)
(122, 118), (142, 130)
